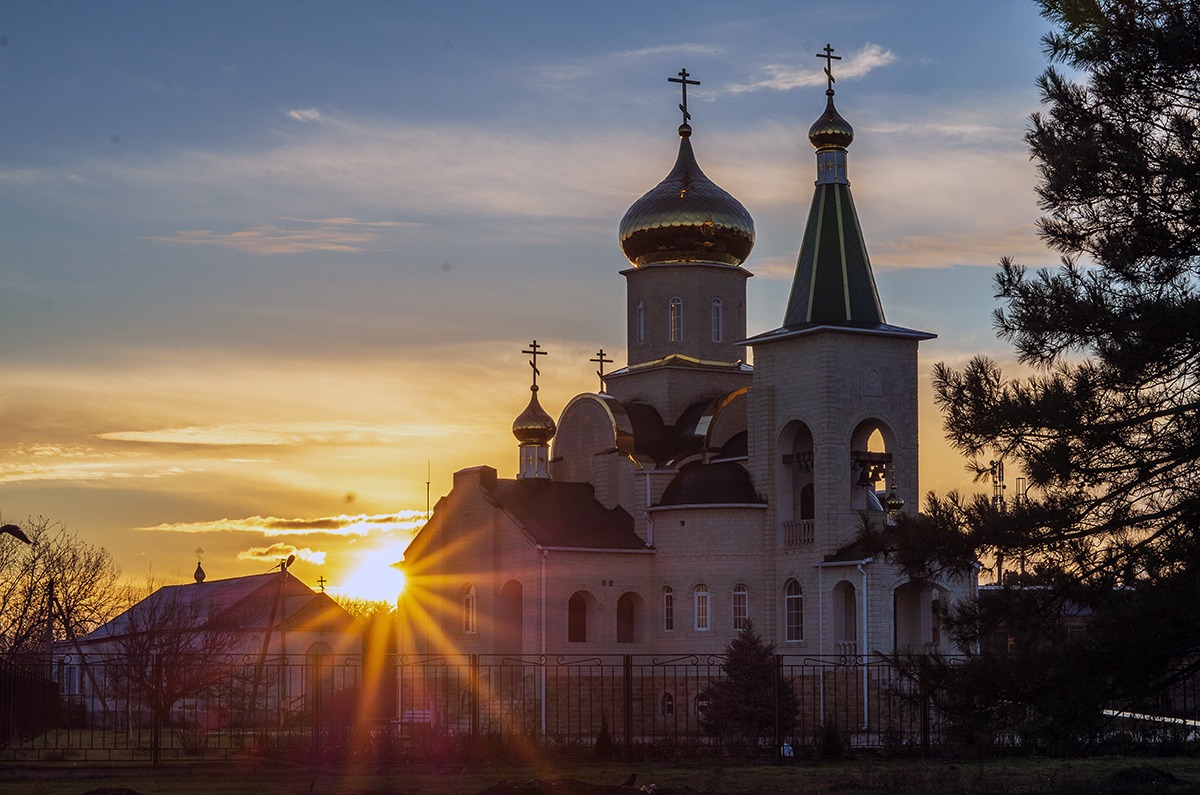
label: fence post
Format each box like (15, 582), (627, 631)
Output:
(469, 654), (480, 760)
(151, 653), (161, 767)
(311, 654), (321, 760)
(774, 654), (783, 762)
(622, 655), (633, 757)
(920, 654), (930, 759)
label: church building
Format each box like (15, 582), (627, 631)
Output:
(400, 57), (975, 662)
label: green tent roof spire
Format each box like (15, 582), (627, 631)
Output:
(782, 49), (885, 328)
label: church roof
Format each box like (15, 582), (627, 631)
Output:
(785, 180), (883, 327)
(486, 479), (643, 550)
(658, 461), (763, 506)
(79, 572), (354, 643)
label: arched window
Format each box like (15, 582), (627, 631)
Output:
(732, 583), (748, 630)
(661, 692), (675, 717)
(663, 586), (674, 632)
(711, 298), (723, 342)
(635, 299), (645, 344)
(568, 592), (587, 643)
(694, 584), (710, 631)
(462, 584), (477, 634)
(785, 579), (803, 641)
(669, 297), (684, 342)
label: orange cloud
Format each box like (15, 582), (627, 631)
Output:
(237, 542), (327, 565)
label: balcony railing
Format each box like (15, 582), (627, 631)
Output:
(783, 520), (814, 547)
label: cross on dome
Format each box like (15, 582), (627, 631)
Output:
(668, 67), (699, 126)
(817, 43), (841, 93)
(522, 340), (547, 389)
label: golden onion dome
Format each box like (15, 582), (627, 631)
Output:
(512, 385), (556, 445)
(808, 90), (854, 151)
(619, 124), (755, 268)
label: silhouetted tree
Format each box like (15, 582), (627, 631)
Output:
(700, 621), (797, 752)
(98, 581), (249, 728)
(868, 0), (1200, 749)
(0, 516), (123, 660)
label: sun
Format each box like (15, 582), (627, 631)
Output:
(339, 549), (407, 603)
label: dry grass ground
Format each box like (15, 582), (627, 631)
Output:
(2, 757), (1200, 795)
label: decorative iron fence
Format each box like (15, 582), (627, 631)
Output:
(2, 651), (1196, 763)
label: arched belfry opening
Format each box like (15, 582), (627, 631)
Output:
(778, 420), (815, 547)
(850, 420), (895, 512)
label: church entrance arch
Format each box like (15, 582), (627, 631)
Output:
(616, 592), (644, 644)
(568, 590), (598, 643)
(893, 581), (947, 652)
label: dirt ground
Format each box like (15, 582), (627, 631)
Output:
(3, 757), (1200, 795)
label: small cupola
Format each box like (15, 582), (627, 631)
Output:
(512, 340), (555, 479)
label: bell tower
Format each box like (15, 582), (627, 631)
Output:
(745, 45), (934, 556)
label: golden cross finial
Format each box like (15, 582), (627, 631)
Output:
(316, 575), (327, 593)
(522, 340), (548, 389)
(817, 43), (841, 92)
(590, 348), (613, 393)
(668, 67), (700, 125)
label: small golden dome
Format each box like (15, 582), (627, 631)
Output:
(809, 90), (854, 151)
(513, 386), (556, 445)
(619, 125), (755, 268)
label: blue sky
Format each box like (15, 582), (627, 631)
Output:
(0, 1), (1058, 599)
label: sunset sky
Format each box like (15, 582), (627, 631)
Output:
(0, 1), (1060, 602)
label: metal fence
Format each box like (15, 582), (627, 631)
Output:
(0, 656), (57, 747)
(2, 651), (1196, 763)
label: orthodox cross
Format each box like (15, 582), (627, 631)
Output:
(316, 576), (327, 593)
(817, 43), (841, 92)
(668, 67), (699, 125)
(522, 339), (548, 388)
(590, 348), (613, 392)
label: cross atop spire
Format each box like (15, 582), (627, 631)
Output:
(817, 44), (841, 93)
(590, 348), (613, 393)
(668, 67), (700, 126)
(522, 340), (548, 389)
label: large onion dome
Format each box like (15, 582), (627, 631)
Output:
(619, 124), (755, 268)
(808, 89), (854, 151)
(512, 385), (556, 445)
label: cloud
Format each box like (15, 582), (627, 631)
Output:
(138, 511), (428, 537)
(726, 43), (897, 94)
(613, 43), (726, 60)
(97, 421), (444, 447)
(148, 217), (425, 255)
(870, 225), (1052, 270)
(237, 542), (327, 565)
(286, 108), (323, 123)
(0, 448), (199, 485)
